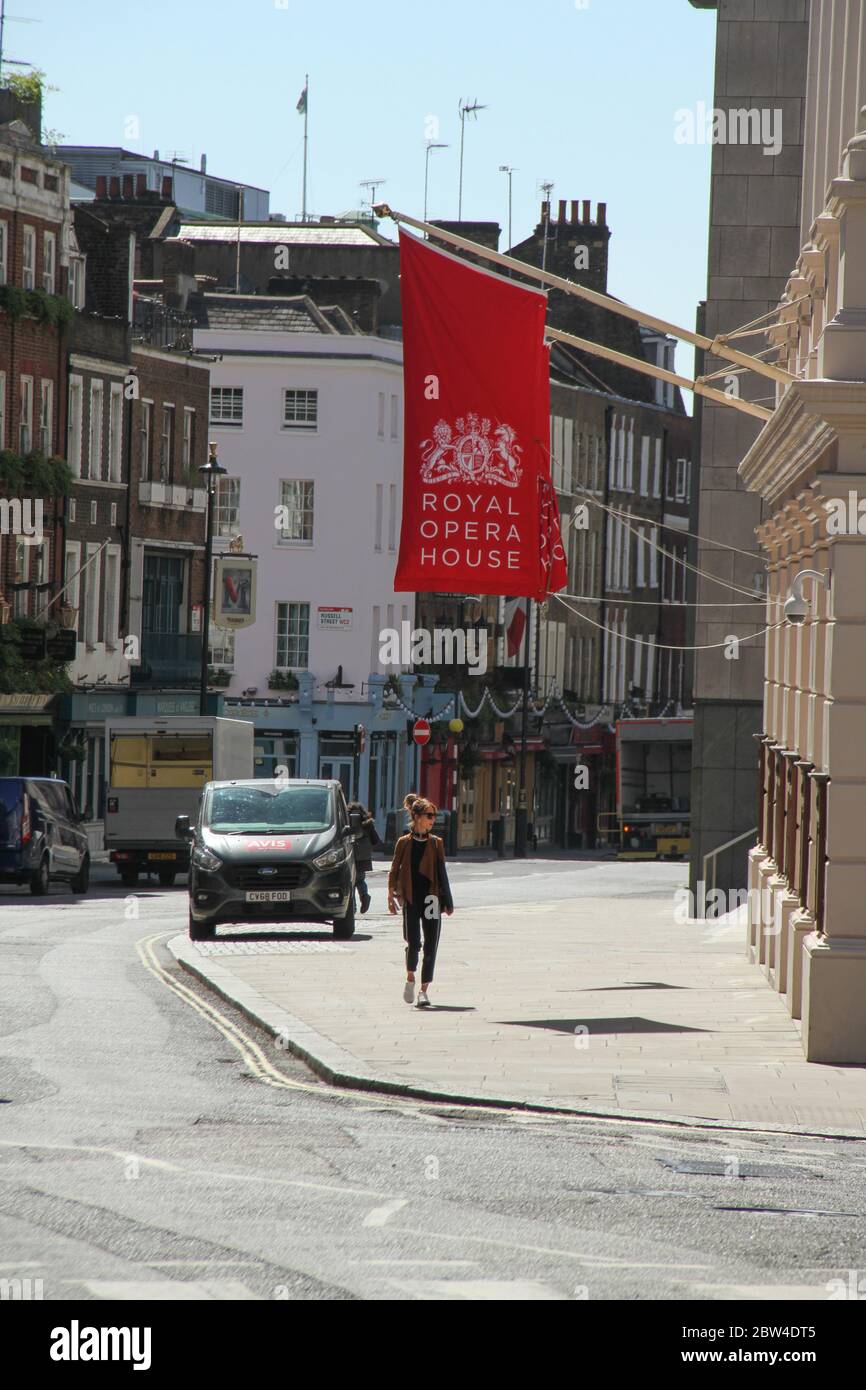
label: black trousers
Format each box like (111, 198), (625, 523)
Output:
(403, 902), (441, 985)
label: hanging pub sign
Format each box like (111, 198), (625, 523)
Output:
(212, 554), (257, 630)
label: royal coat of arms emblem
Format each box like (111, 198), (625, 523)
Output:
(420, 412), (524, 487)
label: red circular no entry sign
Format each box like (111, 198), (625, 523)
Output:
(412, 718), (431, 746)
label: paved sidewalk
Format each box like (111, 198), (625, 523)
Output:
(170, 873), (866, 1136)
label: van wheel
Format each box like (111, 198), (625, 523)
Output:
(71, 856), (90, 895)
(189, 910), (216, 941)
(120, 866), (138, 888)
(332, 901), (356, 939)
(30, 856), (50, 896)
(158, 868), (177, 887)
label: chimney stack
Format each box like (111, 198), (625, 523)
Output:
(598, 201), (607, 225)
(570, 200), (579, 223)
(558, 199), (567, 223)
(200, 153), (207, 173)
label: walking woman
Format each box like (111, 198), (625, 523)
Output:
(388, 796), (454, 1008)
(347, 800), (380, 914)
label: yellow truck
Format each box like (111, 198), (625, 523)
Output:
(104, 716), (254, 886)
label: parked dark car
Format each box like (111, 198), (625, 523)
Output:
(177, 778), (360, 941)
(0, 776), (90, 895)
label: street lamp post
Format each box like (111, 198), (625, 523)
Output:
(199, 441), (227, 717)
(424, 140), (448, 222)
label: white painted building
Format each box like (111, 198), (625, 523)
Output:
(193, 294), (414, 706)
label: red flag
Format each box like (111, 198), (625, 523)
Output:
(504, 596), (527, 658)
(532, 340), (568, 601)
(395, 230), (555, 598)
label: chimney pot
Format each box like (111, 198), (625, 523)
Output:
(200, 153), (207, 173)
(153, 149), (159, 161)
(558, 199), (567, 223)
(570, 200), (579, 223)
(598, 201), (607, 225)
(540, 200), (549, 224)
(582, 199), (591, 222)
(95, 174), (107, 199)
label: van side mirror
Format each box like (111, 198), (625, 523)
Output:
(175, 815), (194, 840)
(349, 811), (361, 832)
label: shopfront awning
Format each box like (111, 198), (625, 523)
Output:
(0, 694), (57, 724)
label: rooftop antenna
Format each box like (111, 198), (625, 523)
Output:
(499, 164), (516, 257)
(458, 98), (487, 220)
(538, 179), (554, 273)
(0, 2), (41, 78)
(360, 178), (385, 211)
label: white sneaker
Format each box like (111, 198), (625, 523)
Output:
(403, 980), (415, 1004)
(416, 990), (431, 1008)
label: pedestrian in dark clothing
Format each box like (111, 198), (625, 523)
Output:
(347, 801), (380, 914)
(388, 796), (454, 1008)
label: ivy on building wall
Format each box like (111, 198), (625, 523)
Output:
(0, 622), (73, 695)
(0, 451), (73, 496)
(0, 284), (75, 328)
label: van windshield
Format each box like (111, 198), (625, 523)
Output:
(206, 785), (332, 834)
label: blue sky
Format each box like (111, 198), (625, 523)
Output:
(12, 0), (717, 388)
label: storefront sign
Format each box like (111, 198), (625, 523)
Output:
(212, 555), (257, 630)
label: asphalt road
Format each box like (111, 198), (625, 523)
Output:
(1, 858), (865, 1303)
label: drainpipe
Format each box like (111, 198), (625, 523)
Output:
(598, 404), (613, 703)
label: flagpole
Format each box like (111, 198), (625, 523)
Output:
(303, 73), (309, 223)
(515, 598), (531, 859)
(373, 204), (792, 390)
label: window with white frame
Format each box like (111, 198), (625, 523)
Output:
(160, 404), (174, 481)
(140, 400), (153, 481)
(675, 457), (688, 501)
(103, 547), (120, 648)
(636, 527), (646, 587)
(0, 220), (7, 284)
(88, 380), (103, 479)
(22, 225), (35, 289)
(278, 480), (314, 544)
(390, 393), (398, 439)
(19, 376), (33, 453)
(67, 376), (82, 473)
(13, 540), (28, 619)
(639, 436), (649, 496)
(625, 422), (634, 491)
(388, 483), (397, 552)
(43, 231), (56, 293)
(374, 483), (383, 551)
(39, 379), (53, 454)
(68, 498), (76, 524)
(282, 388), (317, 431)
(83, 544), (101, 646)
(209, 624), (235, 668)
(275, 601), (310, 668)
(652, 438), (662, 498)
(69, 255), (85, 309)
(215, 476), (241, 536)
(377, 392), (385, 438)
(649, 526), (659, 588)
(182, 408), (195, 474)
(64, 541), (81, 637)
(0, 370), (5, 449)
(209, 386), (243, 426)
(108, 383), (123, 481)
(33, 536), (49, 590)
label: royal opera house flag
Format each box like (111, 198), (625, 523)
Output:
(394, 230), (567, 602)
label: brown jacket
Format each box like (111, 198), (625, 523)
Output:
(388, 833), (454, 912)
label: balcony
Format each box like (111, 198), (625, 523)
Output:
(132, 298), (194, 351)
(138, 480), (206, 511)
(130, 632), (202, 687)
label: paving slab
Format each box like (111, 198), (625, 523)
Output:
(169, 885), (866, 1137)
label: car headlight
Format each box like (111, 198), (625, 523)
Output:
(312, 842), (348, 870)
(192, 846), (223, 872)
